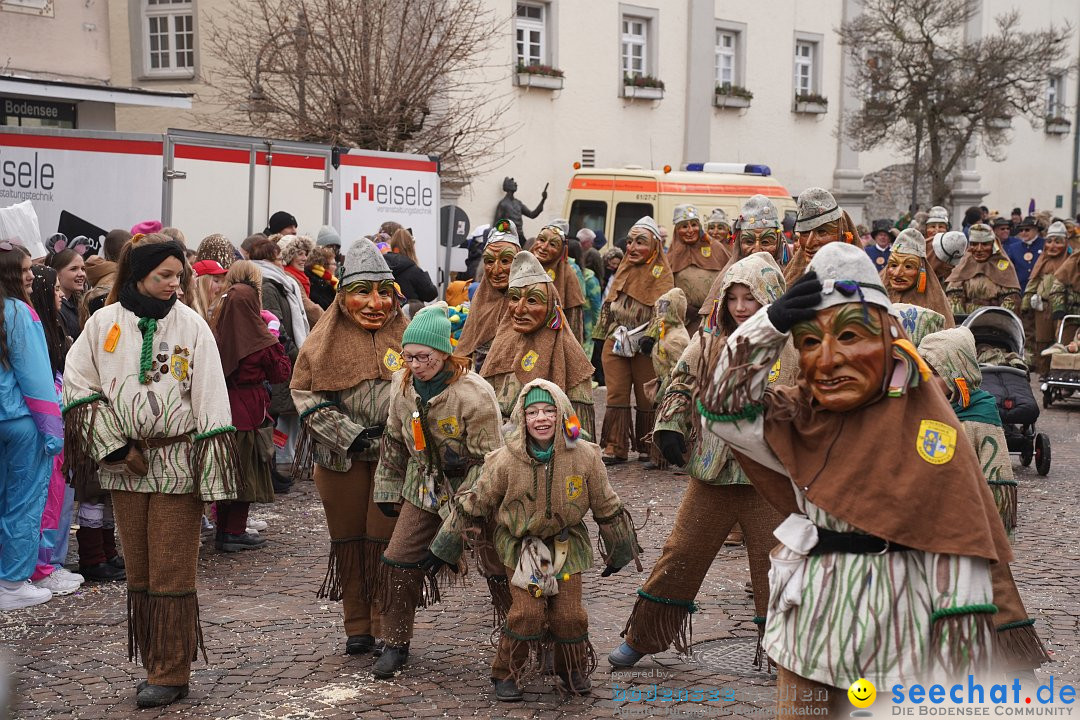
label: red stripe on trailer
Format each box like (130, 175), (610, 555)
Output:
(339, 154), (438, 172)
(0, 133), (162, 155)
(254, 152), (325, 170)
(174, 144), (249, 163)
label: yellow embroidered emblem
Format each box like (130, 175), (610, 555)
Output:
(383, 348), (403, 371)
(521, 350), (539, 372)
(565, 475), (584, 500)
(997, 259), (1009, 271)
(767, 359), (781, 384)
(547, 268), (556, 281)
(701, 246), (712, 258)
(916, 419), (956, 465)
(169, 354), (190, 381)
(437, 416), (460, 437)
(651, 264), (663, 278)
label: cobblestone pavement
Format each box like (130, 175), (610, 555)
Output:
(4, 389), (1079, 719)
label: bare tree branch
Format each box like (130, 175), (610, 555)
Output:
(839, 0), (1073, 204)
(201, 0), (516, 186)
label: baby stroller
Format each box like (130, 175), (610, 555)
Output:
(1041, 314), (1080, 408)
(961, 307), (1050, 476)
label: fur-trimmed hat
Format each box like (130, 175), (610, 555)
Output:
(278, 234), (314, 266)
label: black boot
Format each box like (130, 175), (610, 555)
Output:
(493, 678), (523, 702)
(215, 532), (266, 552)
(270, 465), (292, 494)
(558, 671), (592, 695)
(372, 644), (409, 678)
(346, 634), (375, 655)
(136, 684), (189, 708)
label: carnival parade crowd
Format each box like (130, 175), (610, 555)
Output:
(0, 191), (1071, 711)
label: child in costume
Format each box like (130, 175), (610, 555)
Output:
(63, 236), (238, 708)
(372, 303), (504, 679)
(918, 327), (1050, 674)
(638, 286), (691, 400)
(699, 242), (1014, 714)
(611, 216), (797, 671)
(290, 239), (406, 656)
(431, 379), (640, 701)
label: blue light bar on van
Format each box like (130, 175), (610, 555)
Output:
(684, 162), (772, 176)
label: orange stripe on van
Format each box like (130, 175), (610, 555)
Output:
(569, 177), (790, 197)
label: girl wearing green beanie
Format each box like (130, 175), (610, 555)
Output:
(371, 302), (505, 679)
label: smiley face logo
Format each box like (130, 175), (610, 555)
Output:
(847, 678), (876, 709)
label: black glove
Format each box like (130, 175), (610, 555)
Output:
(348, 435), (372, 453)
(638, 336), (656, 355)
(102, 443), (131, 462)
(653, 429), (687, 466)
(421, 550), (457, 575)
(442, 447), (467, 478)
(601, 565), (622, 577)
(376, 502), (400, 518)
(766, 270), (822, 333)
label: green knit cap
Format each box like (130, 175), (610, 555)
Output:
(402, 303), (453, 354)
(524, 387), (554, 408)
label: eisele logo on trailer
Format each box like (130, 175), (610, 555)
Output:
(344, 175), (434, 211)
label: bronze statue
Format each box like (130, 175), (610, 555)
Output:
(493, 177), (547, 237)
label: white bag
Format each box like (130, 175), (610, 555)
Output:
(0, 201), (46, 259)
(611, 321), (649, 358)
(768, 514), (819, 612)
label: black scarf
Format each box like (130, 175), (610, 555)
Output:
(118, 283), (177, 320)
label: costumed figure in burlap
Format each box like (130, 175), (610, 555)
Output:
(610, 250), (795, 671)
(919, 327), (1050, 674)
(783, 187), (861, 286)
(705, 208), (733, 248)
(480, 251), (596, 441)
(946, 223), (1022, 316)
(667, 204), (729, 334)
(596, 216), (674, 464)
(63, 237), (239, 708)
(1024, 221), (1069, 374)
(922, 205), (956, 284)
(882, 228), (955, 327)
(455, 221), (520, 373)
(430, 379), (640, 702)
(371, 304), (504, 678)
(893, 303), (947, 347)
(289, 239), (406, 656)
(527, 225), (588, 346)
(699, 242), (1015, 715)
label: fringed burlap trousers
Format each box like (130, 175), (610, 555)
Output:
(111, 490), (205, 687)
(313, 460), (397, 638)
(492, 568), (595, 686)
(600, 338), (658, 459)
(377, 502), (447, 647)
(624, 481), (782, 656)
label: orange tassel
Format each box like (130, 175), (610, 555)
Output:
(411, 413), (426, 451)
(955, 377), (970, 408)
(917, 268), (927, 293)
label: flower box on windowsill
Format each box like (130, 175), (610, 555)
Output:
(1046, 117), (1071, 135)
(794, 100), (828, 114)
(624, 85), (664, 101)
(515, 72), (564, 90)
(714, 93), (751, 109)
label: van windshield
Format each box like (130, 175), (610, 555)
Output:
(570, 200), (607, 237)
(614, 202), (654, 243)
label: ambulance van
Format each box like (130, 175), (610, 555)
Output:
(563, 162), (797, 242)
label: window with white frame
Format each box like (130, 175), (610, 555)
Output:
(514, 2), (545, 68)
(1047, 75), (1064, 118)
(143, 0), (195, 78)
(622, 16), (648, 78)
(716, 30), (736, 87)
(794, 40), (816, 95)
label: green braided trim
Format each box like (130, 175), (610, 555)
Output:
(194, 425), (235, 442)
(987, 479), (1019, 486)
(997, 618), (1036, 632)
(930, 603), (997, 624)
(137, 317), (157, 384)
(300, 400), (337, 420)
(696, 399), (765, 424)
(551, 632), (589, 644)
(63, 393), (103, 414)
(636, 589), (698, 613)
(752, 616), (766, 626)
(502, 626), (544, 642)
(381, 555), (424, 570)
(594, 506), (624, 524)
(148, 589), (197, 598)
(128, 585), (149, 593)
